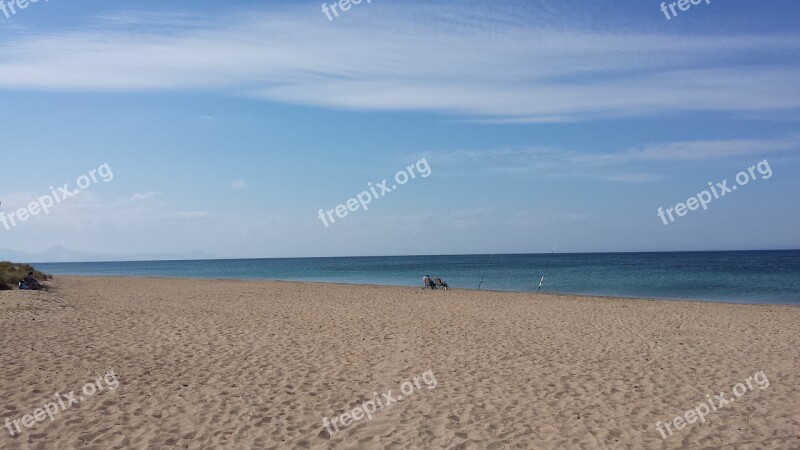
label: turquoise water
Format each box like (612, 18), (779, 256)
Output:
(35, 251), (800, 305)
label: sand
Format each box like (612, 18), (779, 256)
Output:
(0, 276), (798, 449)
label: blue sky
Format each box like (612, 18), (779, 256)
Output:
(0, 0), (798, 259)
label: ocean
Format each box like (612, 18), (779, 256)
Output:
(34, 250), (800, 305)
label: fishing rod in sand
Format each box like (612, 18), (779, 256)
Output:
(537, 243), (557, 293)
(478, 253), (494, 290)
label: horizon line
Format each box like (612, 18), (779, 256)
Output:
(23, 248), (800, 265)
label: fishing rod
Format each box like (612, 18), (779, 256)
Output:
(477, 253), (494, 290)
(537, 243), (557, 293)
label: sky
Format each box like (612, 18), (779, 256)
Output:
(0, 0), (798, 259)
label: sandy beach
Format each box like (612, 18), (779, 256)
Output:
(1, 276), (797, 449)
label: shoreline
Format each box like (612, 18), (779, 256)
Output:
(31, 274), (800, 307)
(32, 250), (800, 306)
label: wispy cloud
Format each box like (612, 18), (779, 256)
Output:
(89, 11), (217, 32)
(130, 191), (160, 202)
(231, 179), (246, 189)
(433, 135), (799, 181)
(0, 3), (798, 120)
(622, 137), (799, 161)
(603, 173), (665, 183)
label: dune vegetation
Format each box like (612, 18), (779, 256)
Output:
(0, 262), (50, 290)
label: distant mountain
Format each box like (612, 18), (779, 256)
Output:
(0, 245), (218, 263)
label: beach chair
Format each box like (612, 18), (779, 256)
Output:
(423, 276), (437, 290)
(434, 277), (449, 290)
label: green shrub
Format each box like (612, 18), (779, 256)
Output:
(0, 262), (50, 289)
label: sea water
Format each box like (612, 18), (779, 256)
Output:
(35, 250), (800, 305)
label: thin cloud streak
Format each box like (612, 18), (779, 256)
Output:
(433, 136), (799, 181)
(0, 4), (798, 120)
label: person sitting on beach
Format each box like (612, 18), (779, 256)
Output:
(434, 277), (449, 290)
(423, 275), (436, 290)
(20, 272), (45, 290)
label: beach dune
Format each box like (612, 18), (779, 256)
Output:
(1, 276), (798, 449)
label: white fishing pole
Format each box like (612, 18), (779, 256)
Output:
(537, 243), (557, 293)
